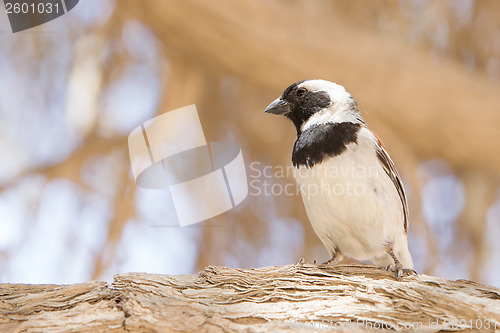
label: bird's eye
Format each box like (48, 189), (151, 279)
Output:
(296, 88), (306, 97)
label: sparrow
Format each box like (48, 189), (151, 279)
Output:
(265, 79), (414, 279)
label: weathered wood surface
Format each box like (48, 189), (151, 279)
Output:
(1, 265), (500, 332)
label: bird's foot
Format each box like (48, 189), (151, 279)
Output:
(386, 265), (417, 281)
(298, 257), (340, 267)
(319, 257), (341, 267)
(319, 251), (343, 267)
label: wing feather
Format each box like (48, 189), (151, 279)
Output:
(367, 128), (409, 233)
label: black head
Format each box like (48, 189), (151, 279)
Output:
(265, 80), (332, 134)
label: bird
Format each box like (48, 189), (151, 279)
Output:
(265, 79), (414, 280)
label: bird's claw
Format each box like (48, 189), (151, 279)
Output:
(297, 258), (334, 266)
(386, 265), (417, 281)
(297, 258), (321, 266)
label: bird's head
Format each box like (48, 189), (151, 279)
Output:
(265, 79), (364, 134)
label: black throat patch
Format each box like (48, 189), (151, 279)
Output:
(292, 122), (361, 168)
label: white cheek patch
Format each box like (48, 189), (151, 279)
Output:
(301, 104), (359, 132)
(301, 108), (336, 132)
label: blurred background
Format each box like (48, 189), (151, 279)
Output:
(1, 0), (499, 287)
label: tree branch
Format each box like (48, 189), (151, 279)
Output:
(2, 265), (499, 332)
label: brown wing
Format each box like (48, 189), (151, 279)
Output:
(367, 128), (409, 233)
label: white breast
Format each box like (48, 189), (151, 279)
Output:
(293, 128), (408, 264)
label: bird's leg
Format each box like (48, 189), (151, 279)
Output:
(386, 247), (417, 281)
(389, 250), (403, 267)
(320, 248), (343, 266)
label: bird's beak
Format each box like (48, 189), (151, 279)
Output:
(264, 97), (289, 115)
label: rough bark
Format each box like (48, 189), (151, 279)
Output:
(1, 265), (500, 332)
